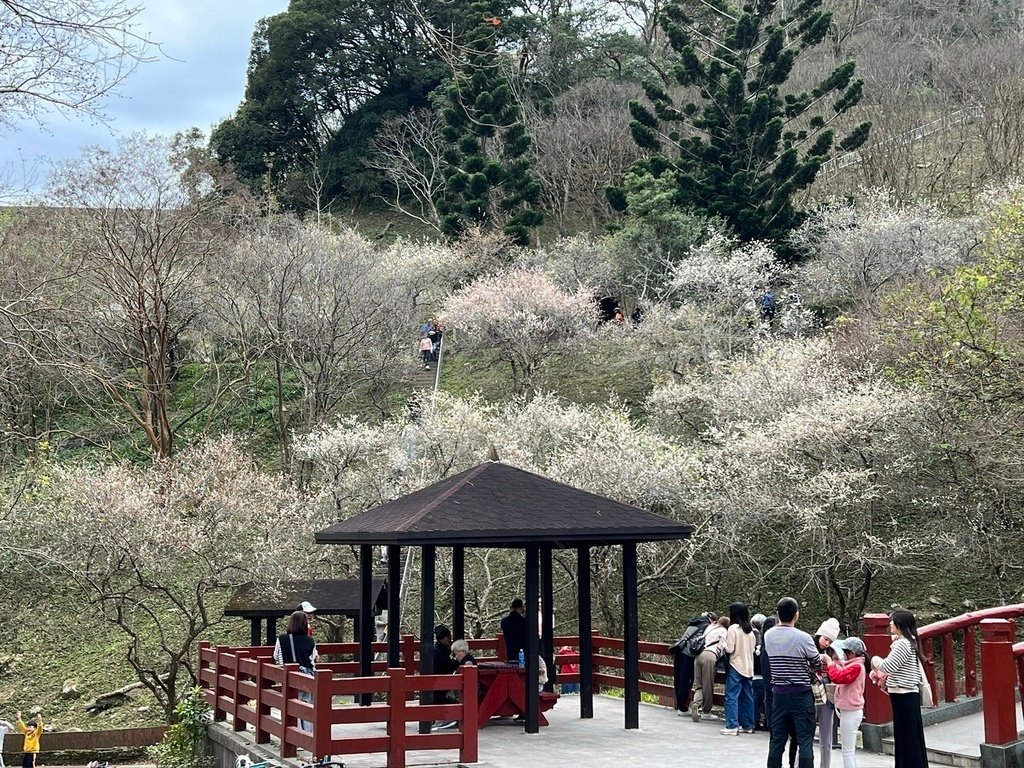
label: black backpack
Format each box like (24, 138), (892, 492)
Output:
(670, 621), (708, 658)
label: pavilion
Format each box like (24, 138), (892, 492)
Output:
(313, 460), (692, 733)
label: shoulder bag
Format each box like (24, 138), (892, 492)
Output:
(917, 659), (934, 707)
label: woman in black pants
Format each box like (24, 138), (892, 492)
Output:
(870, 609), (930, 768)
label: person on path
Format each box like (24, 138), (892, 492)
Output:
(765, 597), (822, 768)
(870, 609), (930, 768)
(690, 615), (729, 721)
(721, 602), (757, 735)
(762, 617), (798, 767)
(273, 611), (317, 732)
(815, 618), (842, 768)
(15, 712), (43, 768)
(670, 612), (715, 714)
(419, 335), (433, 369)
(751, 613), (767, 729)
(825, 638), (868, 768)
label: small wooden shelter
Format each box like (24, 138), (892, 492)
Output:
(314, 461), (692, 733)
(224, 578), (387, 645)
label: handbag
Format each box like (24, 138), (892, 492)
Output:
(811, 677), (827, 705)
(917, 660), (934, 707)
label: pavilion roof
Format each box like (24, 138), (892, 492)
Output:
(223, 578), (386, 619)
(314, 462), (692, 548)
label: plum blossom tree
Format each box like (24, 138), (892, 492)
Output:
(24, 436), (324, 720)
(441, 268), (599, 394)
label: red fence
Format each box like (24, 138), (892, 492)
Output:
(198, 640), (477, 768)
(863, 604), (1024, 746)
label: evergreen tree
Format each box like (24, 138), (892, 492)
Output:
(608, 0), (871, 257)
(436, 2), (543, 246)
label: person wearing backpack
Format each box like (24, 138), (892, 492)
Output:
(669, 611), (715, 714)
(690, 615), (730, 721)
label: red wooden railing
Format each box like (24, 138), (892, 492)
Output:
(198, 640), (477, 768)
(863, 604), (1024, 747)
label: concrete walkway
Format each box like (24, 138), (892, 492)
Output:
(328, 695), (898, 768)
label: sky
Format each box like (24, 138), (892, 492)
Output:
(1, 0), (289, 196)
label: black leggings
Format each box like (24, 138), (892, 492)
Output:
(891, 691), (930, 767)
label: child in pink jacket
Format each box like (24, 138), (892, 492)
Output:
(824, 637), (867, 768)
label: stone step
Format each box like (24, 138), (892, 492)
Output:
(881, 737), (980, 768)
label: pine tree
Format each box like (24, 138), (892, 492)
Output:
(436, 1), (543, 246)
(608, 0), (871, 257)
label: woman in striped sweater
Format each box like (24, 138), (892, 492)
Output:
(870, 609), (930, 768)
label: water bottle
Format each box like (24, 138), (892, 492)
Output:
(518, 649), (525, 668)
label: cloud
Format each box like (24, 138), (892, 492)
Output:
(0, 0), (288, 196)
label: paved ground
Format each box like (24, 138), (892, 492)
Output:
(923, 705), (1023, 759)
(327, 695), (899, 768)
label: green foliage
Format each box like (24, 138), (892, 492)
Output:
(436, 1), (543, 245)
(610, 0), (871, 257)
(149, 688), (213, 768)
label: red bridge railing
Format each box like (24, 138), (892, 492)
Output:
(863, 604), (1024, 746)
(198, 640), (477, 768)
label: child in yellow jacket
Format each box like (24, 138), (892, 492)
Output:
(16, 712), (43, 768)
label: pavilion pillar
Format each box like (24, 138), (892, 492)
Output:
(622, 541), (640, 729)
(419, 545), (436, 734)
(359, 544), (374, 705)
(265, 617), (277, 646)
(387, 545), (401, 668)
(452, 545), (465, 641)
(541, 544), (556, 692)
(249, 619), (260, 647)
(525, 544), (540, 734)
(577, 545), (593, 719)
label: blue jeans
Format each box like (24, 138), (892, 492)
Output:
(724, 667), (755, 729)
(768, 689), (816, 768)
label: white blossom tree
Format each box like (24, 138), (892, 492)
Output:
(23, 435), (325, 720)
(441, 268), (599, 394)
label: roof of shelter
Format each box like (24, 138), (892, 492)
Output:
(314, 462), (693, 548)
(223, 579), (387, 618)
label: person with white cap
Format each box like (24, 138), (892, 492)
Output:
(823, 637), (868, 768)
(298, 601), (317, 636)
(814, 617), (842, 768)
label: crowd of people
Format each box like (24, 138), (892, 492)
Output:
(418, 319), (445, 369)
(670, 601), (931, 768)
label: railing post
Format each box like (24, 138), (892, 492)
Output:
(459, 665), (478, 764)
(403, 634), (416, 676)
(233, 649), (249, 732)
(312, 668), (332, 760)
(939, 634), (956, 702)
(591, 631), (602, 695)
(387, 668), (407, 768)
(254, 656), (271, 744)
(921, 637), (938, 708)
(980, 619), (1017, 746)
(963, 626), (978, 698)
(495, 633), (507, 663)
(863, 614), (893, 725)
(213, 646), (228, 721)
(280, 666), (296, 758)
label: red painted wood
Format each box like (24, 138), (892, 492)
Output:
(460, 665), (479, 764)
(254, 656), (271, 744)
(1016, 646), (1024, 730)
(387, 667), (406, 768)
(863, 614), (893, 725)
(312, 669), (332, 759)
(921, 638), (938, 709)
(981, 619), (1017, 745)
(964, 626), (978, 698)
(941, 634), (957, 702)
(920, 605), (1024, 639)
(476, 666), (551, 726)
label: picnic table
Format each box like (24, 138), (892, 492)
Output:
(476, 662), (558, 727)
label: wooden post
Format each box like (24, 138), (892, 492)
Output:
(541, 544), (556, 692)
(941, 633), (956, 702)
(233, 648), (248, 732)
(577, 545), (594, 719)
(980, 619), (1017, 746)
(388, 545), (402, 669)
(312, 668), (332, 760)
(281, 666), (296, 758)
(360, 543), (374, 706)
(266, 617), (277, 646)
(525, 544), (540, 734)
(453, 545), (465, 642)
(254, 656), (271, 744)
(387, 668), (407, 768)
(419, 545), (436, 734)
(592, 631), (603, 696)
(403, 634), (416, 677)
(862, 614), (893, 724)
(459, 664), (479, 764)
(622, 541), (640, 730)
(250, 619), (261, 647)
(213, 646), (228, 721)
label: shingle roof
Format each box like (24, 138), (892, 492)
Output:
(314, 462), (692, 547)
(223, 578), (387, 618)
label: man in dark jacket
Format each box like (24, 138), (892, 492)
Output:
(669, 611), (716, 714)
(432, 624), (458, 705)
(500, 598), (527, 661)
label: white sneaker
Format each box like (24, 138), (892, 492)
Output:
(720, 727), (739, 735)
